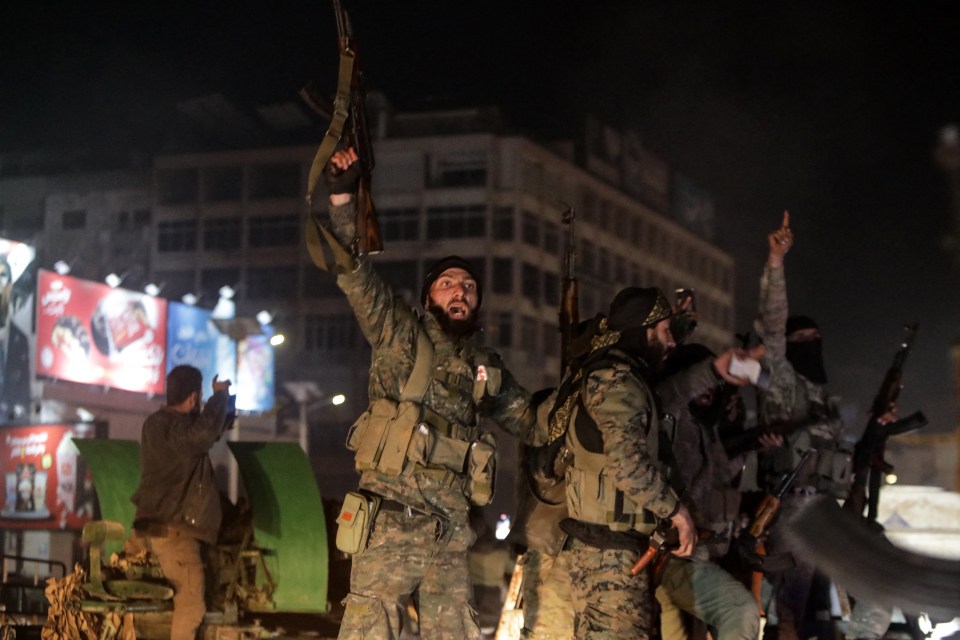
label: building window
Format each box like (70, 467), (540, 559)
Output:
(429, 154), (488, 188)
(522, 263), (540, 304)
(247, 266), (297, 299)
(492, 258), (513, 294)
(203, 217), (241, 251)
(302, 266), (341, 299)
(249, 163), (300, 199)
(492, 207), (514, 240)
(521, 316), (538, 352)
(157, 168), (199, 204)
(305, 314), (359, 352)
(374, 259), (419, 301)
(544, 271), (560, 307)
(425, 205), (485, 239)
(61, 209), (86, 230)
(200, 267), (239, 303)
(380, 207), (420, 241)
(152, 270), (195, 301)
(133, 209), (151, 228)
(580, 240), (596, 277)
(522, 211), (540, 247)
(542, 321), (559, 357)
(249, 214), (299, 248)
(116, 211), (129, 230)
(543, 221), (560, 256)
(204, 165), (242, 201)
(598, 251), (611, 281)
(497, 312), (513, 349)
(158, 220), (197, 252)
(614, 256), (627, 283)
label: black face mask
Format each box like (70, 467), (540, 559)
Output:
(786, 339), (828, 384)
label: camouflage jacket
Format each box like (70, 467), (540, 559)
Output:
(753, 265), (844, 489)
(328, 201), (540, 523)
(579, 349), (679, 521)
(657, 360), (740, 558)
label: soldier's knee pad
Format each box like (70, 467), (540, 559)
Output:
(340, 592), (392, 637)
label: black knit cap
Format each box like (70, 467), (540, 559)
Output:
(786, 315), (819, 337)
(607, 287), (672, 331)
(421, 256), (483, 309)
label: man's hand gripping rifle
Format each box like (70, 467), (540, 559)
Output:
(302, 0), (383, 261)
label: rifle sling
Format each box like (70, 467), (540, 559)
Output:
(306, 215), (354, 273)
(306, 49), (355, 203)
(304, 48), (356, 272)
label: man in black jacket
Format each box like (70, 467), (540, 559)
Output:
(131, 365), (231, 640)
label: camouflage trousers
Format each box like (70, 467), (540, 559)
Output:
(550, 537), (654, 639)
(656, 556), (760, 640)
(523, 549), (574, 639)
(338, 508), (479, 640)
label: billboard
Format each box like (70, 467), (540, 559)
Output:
(1, 423), (103, 530)
(0, 239), (37, 420)
(167, 302), (236, 401)
(237, 331), (275, 413)
(36, 270), (168, 395)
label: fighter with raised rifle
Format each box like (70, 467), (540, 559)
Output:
(302, 0), (383, 268)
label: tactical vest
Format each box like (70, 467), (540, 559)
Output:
(345, 327), (498, 505)
(560, 353), (660, 535)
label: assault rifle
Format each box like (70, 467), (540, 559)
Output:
(630, 520), (674, 576)
(302, 0), (383, 257)
(722, 419), (814, 458)
(844, 324), (927, 524)
(741, 450), (814, 614)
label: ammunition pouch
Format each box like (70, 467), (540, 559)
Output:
(465, 432), (497, 506)
(336, 491), (381, 555)
(812, 442), (853, 499)
(347, 398), (479, 480)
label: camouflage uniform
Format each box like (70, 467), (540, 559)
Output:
(754, 264), (885, 640)
(553, 347), (681, 639)
(327, 201), (542, 640)
(656, 359), (760, 640)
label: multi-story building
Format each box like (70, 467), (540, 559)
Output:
(145, 103), (736, 510)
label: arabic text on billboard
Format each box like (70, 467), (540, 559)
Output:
(36, 270), (168, 394)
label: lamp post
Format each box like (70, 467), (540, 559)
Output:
(283, 382), (345, 454)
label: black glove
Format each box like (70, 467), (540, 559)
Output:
(324, 158), (361, 195)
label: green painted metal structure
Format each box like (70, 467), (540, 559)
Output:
(72, 439), (141, 556)
(74, 439), (329, 613)
(228, 441), (330, 613)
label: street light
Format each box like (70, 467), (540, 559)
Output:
(283, 382), (345, 453)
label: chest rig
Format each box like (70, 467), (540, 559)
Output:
(345, 325), (499, 505)
(554, 351), (661, 535)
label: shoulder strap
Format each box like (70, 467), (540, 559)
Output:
(400, 327), (435, 403)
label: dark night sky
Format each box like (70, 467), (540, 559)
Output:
(3, 2), (960, 434)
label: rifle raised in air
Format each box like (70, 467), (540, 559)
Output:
(844, 324), (927, 524)
(559, 207), (578, 375)
(303, 0), (383, 258)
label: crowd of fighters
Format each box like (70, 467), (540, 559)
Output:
(310, 145), (899, 640)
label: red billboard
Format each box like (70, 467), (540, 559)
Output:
(1, 423), (102, 530)
(36, 270), (168, 395)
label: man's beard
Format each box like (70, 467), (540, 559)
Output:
(427, 303), (479, 338)
(643, 334), (671, 372)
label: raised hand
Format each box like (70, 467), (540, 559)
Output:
(767, 210), (794, 268)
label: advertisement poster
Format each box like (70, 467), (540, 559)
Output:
(1, 423), (101, 530)
(0, 239), (37, 420)
(167, 302), (236, 401)
(36, 270), (168, 395)
(237, 332), (275, 413)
